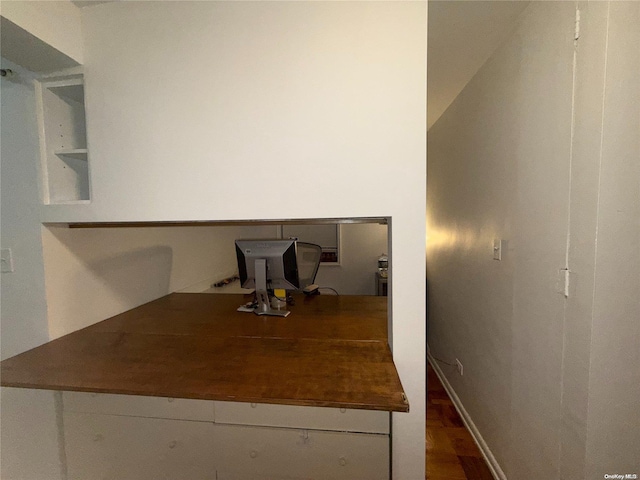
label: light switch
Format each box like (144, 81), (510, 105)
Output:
(1, 248), (14, 273)
(493, 239), (503, 261)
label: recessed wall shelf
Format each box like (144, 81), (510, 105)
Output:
(36, 72), (91, 204)
(48, 83), (84, 104)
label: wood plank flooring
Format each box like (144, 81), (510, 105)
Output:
(426, 360), (494, 480)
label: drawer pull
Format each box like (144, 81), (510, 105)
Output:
(249, 450), (258, 458)
(340, 408), (346, 413)
(167, 398), (175, 403)
(93, 434), (103, 442)
(250, 403), (257, 408)
(168, 440), (177, 449)
(339, 456), (347, 466)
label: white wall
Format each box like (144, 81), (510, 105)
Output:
(427, 1), (639, 478)
(0, 58), (50, 359)
(584, 2), (640, 477)
(42, 224), (275, 339)
(428, 3), (574, 477)
(42, 1), (426, 225)
(0, 57), (63, 480)
(315, 223), (388, 296)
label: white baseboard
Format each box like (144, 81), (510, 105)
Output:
(427, 351), (507, 480)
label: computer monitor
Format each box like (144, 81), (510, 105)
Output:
(235, 239), (300, 317)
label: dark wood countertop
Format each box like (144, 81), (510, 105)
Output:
(1, 293), (408, 412)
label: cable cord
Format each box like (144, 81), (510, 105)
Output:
(212, 274), (239, 288)
(318, 287), (339, 295)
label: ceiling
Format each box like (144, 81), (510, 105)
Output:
(428, 1), (530, 130)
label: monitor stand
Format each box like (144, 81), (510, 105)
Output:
(253, 259), (291, 317)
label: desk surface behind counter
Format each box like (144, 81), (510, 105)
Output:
(1, 293), (408, 412)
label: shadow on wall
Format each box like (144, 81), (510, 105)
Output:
(85, 246), (173, 307)
(42, 225), (177, 338)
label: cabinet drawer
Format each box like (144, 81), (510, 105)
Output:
(214, 401), (389, 434)
(64, 412), (216, 480)
(214, 424), (389, 480)
(63, 391), (214, 421)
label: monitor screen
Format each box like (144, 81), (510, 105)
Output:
(235, 239), (300, 291)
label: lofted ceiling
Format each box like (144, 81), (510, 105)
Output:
(428, 1), (530, 130)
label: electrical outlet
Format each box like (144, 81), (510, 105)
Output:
(456, 358), (463, 376)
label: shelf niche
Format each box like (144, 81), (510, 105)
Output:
(37, 74), (90, 204)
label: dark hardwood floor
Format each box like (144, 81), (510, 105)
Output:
(426, 360), (494, 480)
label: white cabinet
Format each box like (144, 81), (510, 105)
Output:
(36, 71), (90, 204)
(215, 400), (389, 434)
(64, 412), (216, 480)
(62, 393), (391, 480)
(63, 391), (214, 421)
(214, 424), (389, 480)
(214, 401), (390, 480)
